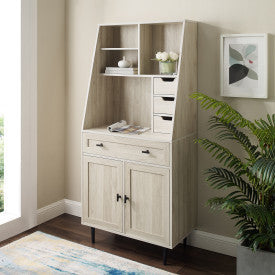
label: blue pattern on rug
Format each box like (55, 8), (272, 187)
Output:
(0, 231), (172, 274)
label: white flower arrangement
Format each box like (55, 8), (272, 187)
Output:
(155, 51), (179, 62)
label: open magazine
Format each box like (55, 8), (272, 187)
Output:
(107, 120), (150, 135)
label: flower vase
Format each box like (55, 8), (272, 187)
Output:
(159, 61), (177, 75)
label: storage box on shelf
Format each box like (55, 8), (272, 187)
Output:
(82, 21), (198, 264)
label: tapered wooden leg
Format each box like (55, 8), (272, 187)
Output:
(91, 227), (95, 243)
(163, 248), (168, 265)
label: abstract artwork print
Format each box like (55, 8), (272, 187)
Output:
(229, 44), (258, 86)
(221, 34), (267, 98)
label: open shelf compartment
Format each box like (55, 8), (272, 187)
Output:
(99, 49), (138, 73)
(100, 24), (138, 48)
(83, 77), (151, 130)
(139, 22), (183, 75)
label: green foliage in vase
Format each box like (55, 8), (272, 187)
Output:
(191, 93), (275, 252)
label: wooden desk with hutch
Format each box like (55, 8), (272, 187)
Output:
(81, 20), (198, 265)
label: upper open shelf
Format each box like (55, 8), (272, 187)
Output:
(139, 22), (183, 75)
(101, 24), (138, 48)
(98, 22), (183, 76)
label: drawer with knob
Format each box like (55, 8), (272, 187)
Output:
(82, 133), (170, 166)
(154, 96), (175, 115)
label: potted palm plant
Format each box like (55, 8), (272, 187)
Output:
(191, 93), (275, 275)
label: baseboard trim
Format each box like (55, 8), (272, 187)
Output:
(188, 230), (239, 257)
(37, 200), (65, 225)
(37, 199), (238, 257)
(64, 199), (81, 217)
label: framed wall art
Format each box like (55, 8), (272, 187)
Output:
(220, 34), (268, 98)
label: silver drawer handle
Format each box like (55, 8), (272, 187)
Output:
(142, 149), (150, 154)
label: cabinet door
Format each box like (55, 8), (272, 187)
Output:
(124, 163), (170, 246)
(82, 156), (123, 233)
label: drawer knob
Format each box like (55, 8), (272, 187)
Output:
(124, 195), (130, 204)
(96, 143), (103, 147)
(142, 149), (150, 154)
(116, 193), (122, 202)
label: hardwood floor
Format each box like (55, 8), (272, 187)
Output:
(0, 214), (236, 274)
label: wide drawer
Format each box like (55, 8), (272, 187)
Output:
(153, 77), (178, 95)
(154, 96), (175, 115)
(82, 133), (170, 166)
(154, 115), (173, 134)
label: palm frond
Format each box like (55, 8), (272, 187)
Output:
(196, 138), (246, 174)
(248, 232), (275, 251)
(207, 197), (226, 209)
(253, 114), (275, 146)
(237, 204), (275, 250)
(208, 196), (248, 211)
(241, 204), (275, 228)
(207, 195), (275, 251)
(208, 116), (260, 161)
(190, 93), (256, 129)
(206, 167), (259, 204)
(252, 157), (275, 187)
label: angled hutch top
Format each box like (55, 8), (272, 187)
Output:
(82, 21), (197, 142)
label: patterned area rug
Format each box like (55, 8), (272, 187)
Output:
(0, 231), (172, 274)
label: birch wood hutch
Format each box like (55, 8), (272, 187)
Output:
(82, 20), (198, 264)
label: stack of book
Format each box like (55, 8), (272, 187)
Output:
(105, 67), (138, 75)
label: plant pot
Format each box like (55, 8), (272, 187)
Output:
(237, 244), (275, 275)
(159, 61), (177, 75)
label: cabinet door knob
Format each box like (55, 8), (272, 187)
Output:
(142, 149), (150, 154)
(124, 195), (130, 204)
(116, 193), (122, 202)
(96, 143), (103, 147)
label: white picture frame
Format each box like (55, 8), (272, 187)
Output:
(220, 34), (268, 98)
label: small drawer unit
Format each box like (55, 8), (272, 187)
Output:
(153, 77), (178, 95)
(153, 115), (173, 134)
(154, 96), (175, 115)
(82, 132), (170, 166)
